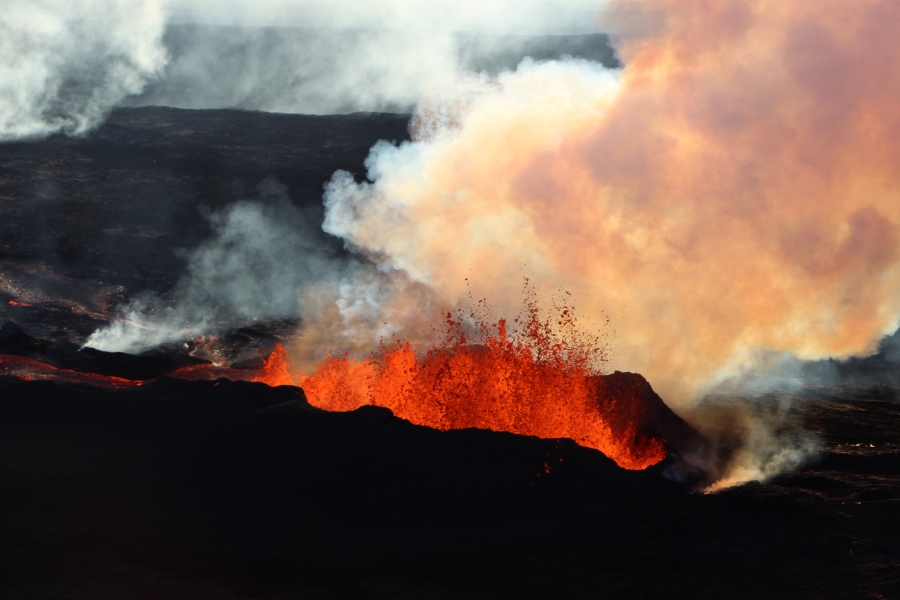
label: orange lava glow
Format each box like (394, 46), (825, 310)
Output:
(8, 300), (32, 307)
(272, 302), (668, 470)
(0, 354), (143, 389)
(3, 307), (667, 470)
(252, 343), (294, 387)
(0, 354), (260, 388)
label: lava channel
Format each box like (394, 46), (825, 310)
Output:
(0, 355), (145, 390)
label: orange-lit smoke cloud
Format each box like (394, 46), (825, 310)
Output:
(320, 0), (900, 404)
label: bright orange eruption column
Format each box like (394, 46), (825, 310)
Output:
(258, 309), (667, 470)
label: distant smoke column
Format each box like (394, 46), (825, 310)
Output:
(322, 0), (900, 405)
(0, 0), (166, 141)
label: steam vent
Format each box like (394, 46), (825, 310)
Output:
(3, 2), (900, 597)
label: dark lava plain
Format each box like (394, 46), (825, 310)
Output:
(1, 378), (899, 599)
(0, 106), (409, 349)
(1, 109), (899, 598)
(0, 106), (410, 299)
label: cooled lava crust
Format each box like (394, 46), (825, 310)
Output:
(1, 108), (899, 598)
(1, 375), (899, 598)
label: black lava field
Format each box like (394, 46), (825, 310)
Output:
(1, 108), (899, 599)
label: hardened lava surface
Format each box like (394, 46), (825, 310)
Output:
(1, 109), (899, 598)
(0, 106), (407, 350)
(0, 374), (898, 599)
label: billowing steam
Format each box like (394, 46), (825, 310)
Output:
(85, 178), (435, 360)
(2, 0), (612, 140)
(163, 0), (601, 33)
(322, 0), (900, 407)
(671, 394), (824, 492)
(128, 26), (462, 115)
(0, 0), (167, 140)
(126, 27), (617, 116)
(35, 0), (900, 488)
(86, 179), (343, 354)
(290, 268), (443, 375)
(128, 0), (617, 117)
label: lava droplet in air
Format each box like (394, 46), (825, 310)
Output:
(259, 295), (668, 470)
(0, 292), (668, 470)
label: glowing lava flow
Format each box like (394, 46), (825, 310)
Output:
(2, 303), (668, 470)
(0, 355), (144, 389)
(0, 355), (257, 388)
(252, 343), (294, 386)
(259, 309), (668, 470)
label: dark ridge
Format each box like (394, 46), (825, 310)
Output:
(1, 378), (898, 598)
(800, 328), (900, 388)
(596, 371), (708, 461)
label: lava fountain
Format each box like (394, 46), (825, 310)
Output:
(259, 294), (668, 470)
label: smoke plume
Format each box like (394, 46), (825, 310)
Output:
(164, 0), (601, 33)
(0, 0), (167, 141)
(668, 393), (823, 491)
(3, 0), (610, 139)
(26, 0), (899, 487)
(85, 178), (439, 362)
(85, 179), (343, 354)
(322, 0), (900, 407)
(126, 26), (618, 115)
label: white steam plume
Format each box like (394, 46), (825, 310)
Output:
(139, 0), (615, 115)
(164, 0), (604, 33)
(0, 0), (167, 141)
(126, 26), (619, 116)
(85, 177), (441, 363)
(321, 0), (900, 407)
(3, 1), (613, 138)
(85, 179), (342, 354)
(310, 0), (900, 488)
(129, 26), (462, 115)
(669, 394), (824, 492)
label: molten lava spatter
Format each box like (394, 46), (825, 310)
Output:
(253, 343), (294, 387)
(294, 301), (667, 470)
(2, 297), (668, 470)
